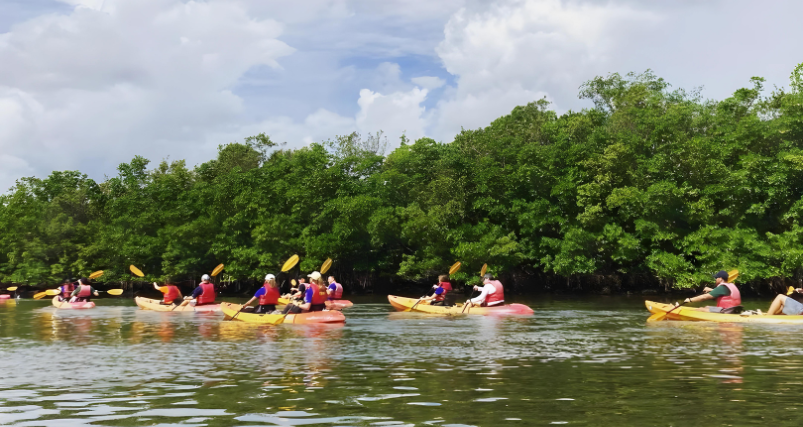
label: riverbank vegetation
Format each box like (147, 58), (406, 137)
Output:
(2, 66), (803, 294)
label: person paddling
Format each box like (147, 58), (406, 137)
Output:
(282, 271), (327, 314)
(58, 279), (75, 302)
(153, 282), (183, 305)
(766, 288), (803, 315)
(326, 276), (343, 301)
(683, 270), (742, 313)
(70, 278), (99, 302)
(287, 277), (307, 301)
(242, 274), (281, 313)
(465, 274), (504, 308)
(418, 275), (453, 306)
(184, 274), (216, 306)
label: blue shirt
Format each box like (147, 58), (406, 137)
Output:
(191, 287), (203, 298)
(304, 287), (314, 304)
(254, 288), (266, 298)
(434, 287), (445, 296)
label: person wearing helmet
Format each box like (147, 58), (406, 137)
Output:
(242, 274), (281, 313)
(683, 270), (742, 313)
(70, 277), (99, 302)
(184, 274), (216, 306)
(153, 282), (183, 305)
(465, 273), (504, 308)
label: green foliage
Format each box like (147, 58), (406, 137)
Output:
(3, 66), (803, 291)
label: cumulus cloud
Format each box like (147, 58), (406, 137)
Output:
(411, 76), (445, 90)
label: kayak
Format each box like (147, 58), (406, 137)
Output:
(134, 297), (221, 313)
(387, 295), (534, 316)
(0, 294), (10, 299)
(220, 302), (346, 324)
(645, 300), (803, 324)
(51, 296), (95, 309)
(278, 297), (353, 310)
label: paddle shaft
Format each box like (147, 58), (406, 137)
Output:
(660, 301), (688, 320)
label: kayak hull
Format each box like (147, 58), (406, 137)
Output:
(278, 297), (353, 310)
(51, 296), (95, 309)
(220, 302), (346, 324)
(0, 294), (10, 299)
(645, 300), (803, 324)
(135, 297), (220, 312)
(388, 295), (534, 316)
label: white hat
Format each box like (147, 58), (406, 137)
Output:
(307, 271), (322, 280)
(265, 274), (275, 281)
(201, 274), (211, 281)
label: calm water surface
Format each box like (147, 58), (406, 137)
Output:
(1, 295), (802, 426)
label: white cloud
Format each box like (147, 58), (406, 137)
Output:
(411, 76), (445, 90)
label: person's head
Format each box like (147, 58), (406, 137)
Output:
(201, 274), (211, 283)
(483, 273), (493, 284)
(299, 277), (306, 284)
(264, 274), (276, 287)
(63, 278), (72, 284)
(714, 270), (728, 284)
(438, 274), (449, 283)
(328, 276), (336, 284)
(308, 271), (322, 285)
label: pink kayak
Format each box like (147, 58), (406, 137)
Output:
(51, 296), (95, 309)
(326, 299), (353, 310)
(0, 294), (10, 300)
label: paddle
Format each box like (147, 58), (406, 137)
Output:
(647, 301), (689, 322)
(89, 270), (104, 280)
(320, 258), (333, 275)
(462, 263), (487, 314)
(788, 286), (796, 296)
(6, 286), (17, 292)
(211, 264), (224, 277)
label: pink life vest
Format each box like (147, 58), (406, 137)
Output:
(716, 283), (741, 308)
(484, 280), (505, 306)
(196, 282), (216, 305)
(328, 282), (343, 300)
(61, 283), (75, 298)
(77, 284), (91, 297)
(258, 284), (280, 305)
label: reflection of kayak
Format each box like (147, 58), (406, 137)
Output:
(220, 302), (346, 324)
(278, 297), (353, 310)
(388, 295), (534, 315)
(645, 300), (803, 324)
(134, 297), (221, 312)
(51, 296), (95, 309)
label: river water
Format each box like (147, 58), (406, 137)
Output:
(1, 295), (802, 426)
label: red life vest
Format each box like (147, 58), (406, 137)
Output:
(196, 282), (216, 304)
(258, 284), (280, 305)
(163, 285), (180, 303)
(434, 282), (452, 301)
(309, 283), (328, 305)
(484, 280), (505, 306)
(61, 283), (75, 298)
(77, 284), (91, 297)
(716, 283), (741, 308)
(328, 282), (343, 300)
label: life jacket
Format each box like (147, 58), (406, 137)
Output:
(328, 282), (343, 300)
(196, 282), (216, 304)
(716, 283), (741, 308)
(484, 280), (505, 306)
(309, 283), (328, 305)
(258, 284), (280, 305)
(77, 284), (91, 297)
(61, 283), (75, 298)
(163, 285), (180, 304)
(434, 282), (452, 301)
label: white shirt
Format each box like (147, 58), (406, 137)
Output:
(470, 283), (502, 306)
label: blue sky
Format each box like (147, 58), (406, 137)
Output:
(0, 0), (801, 190)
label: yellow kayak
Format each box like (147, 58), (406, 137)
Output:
(388, 295), (534, 315)
(645, 300), (803, 324)
(220, 302), (346, 324)
(135, 296), (221, 312)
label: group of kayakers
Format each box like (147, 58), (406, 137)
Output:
(676, 269), (803, 316)
(58, 278), (100, 303)
(412, 273), (505, 308)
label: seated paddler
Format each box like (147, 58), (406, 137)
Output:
(465, 273), (504, 308)
(70, 277), (99, 302)
(58, 279), (75, 302)
(153, 282), (183, 305)
(183, 274), (216, 306)
(282, 271), (328, 314)
(418, 275), (453, 306)
(326, 276), (343, 301)
(683, 270), (742, 313)
(766, 288), (803, 316)
(242, 274), (281, 313)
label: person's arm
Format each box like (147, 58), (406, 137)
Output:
(686, 285), (729, 303)
(92, 286), (99, 296)
(154, 282), (161, 291)
(422, 287), (444, 302)
(71, 288), (80, 297)
(190, 287), (203, 299)
(470, 285), (491, 305)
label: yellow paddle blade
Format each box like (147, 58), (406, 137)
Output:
(6, 286), (17, 291)
(291, 279), (297, 286)
(480, 263), (487, 277)
(46, 289), (61, 296)
(320, 258), (333, 274)
(647, 312), (666, 322)
(727, 269), (739, 283)
(281, 255), (299, 272)
(130, 265), (144, 277)
(270, 315), (287, 325)
(33, 291), (47, 299)
(89, 270), (104, 280)
(449, 262), (462, 275)
(106, 289), (124, 295)
(211, 263), (225, 277)
(788, 286), (796, 296)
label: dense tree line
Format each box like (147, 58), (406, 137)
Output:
(3, 66), (803, 293)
